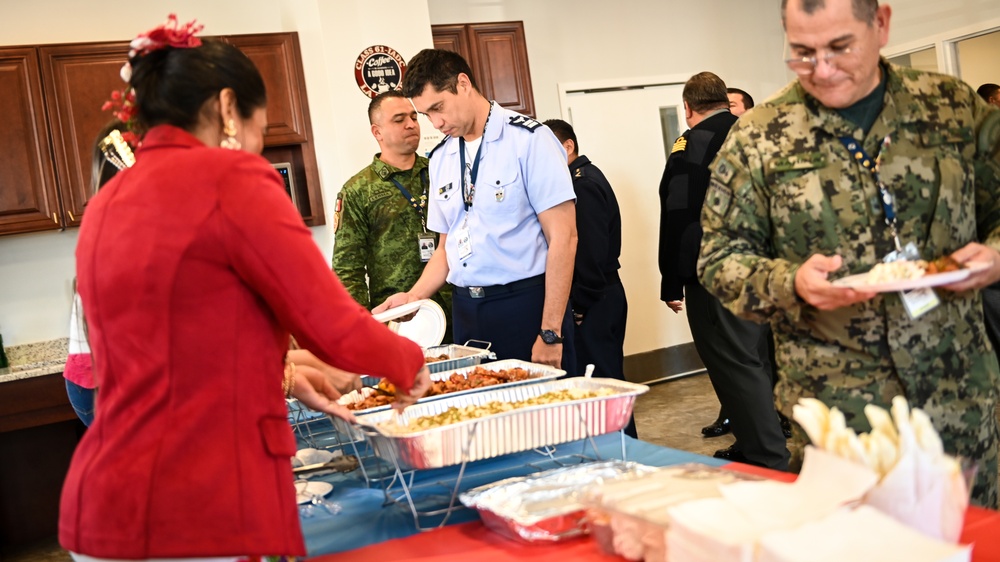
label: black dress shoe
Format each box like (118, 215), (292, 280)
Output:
(701, 416), (732, 437)
(712, 443), (747, 462)
(777, 411), (793, 439)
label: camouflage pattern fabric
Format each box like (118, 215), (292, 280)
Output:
(333, 154), (452, 342)
(698, 61), (1000, 506)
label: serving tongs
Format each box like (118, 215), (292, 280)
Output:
(292, 454), (360, 476)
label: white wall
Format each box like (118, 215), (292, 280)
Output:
(956, 31), (1000, 93)
(0, 0), (433, 345)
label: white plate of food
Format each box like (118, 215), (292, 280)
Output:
(295, 480), (333, 504)
(832, 259), (989, 293)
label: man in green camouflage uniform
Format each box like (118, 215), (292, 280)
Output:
(333, 91), (452, 341)
(698, 0), (1000, 506)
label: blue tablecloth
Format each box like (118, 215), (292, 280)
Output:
(298, 431), (726, 556)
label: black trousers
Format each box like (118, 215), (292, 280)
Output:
(686, 282), (789, 469)
(574, 279), (636, 438)
(452, 278), (577, 376)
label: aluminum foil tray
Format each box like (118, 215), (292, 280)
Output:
(459, 460), (659, 543)
(333, 359), (566, 440)
(423, 342), (496, 373)
(355, 378), (649, 470)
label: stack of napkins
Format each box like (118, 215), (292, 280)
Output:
(757, 506), (971, 562)
(794, 396), (968, 541)
(665, 446), (877, 562)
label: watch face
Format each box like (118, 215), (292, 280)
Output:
(540, 330), (562, 344)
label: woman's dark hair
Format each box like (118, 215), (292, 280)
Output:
(129, 39), (266, 133)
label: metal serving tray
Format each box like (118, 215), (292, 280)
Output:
(355, 378), (648, 470)
(356, 341), (495, 387)
(333, 359), (566, 440)
(423, 341), (496, 373)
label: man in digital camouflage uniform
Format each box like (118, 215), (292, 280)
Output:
(333, 91), (452, 341)
(698, 0), (1000, 506)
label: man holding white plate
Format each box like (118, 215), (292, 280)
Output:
(698, 0), (1000, 506)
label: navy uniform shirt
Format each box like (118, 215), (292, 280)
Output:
(568, 155), (622, 313)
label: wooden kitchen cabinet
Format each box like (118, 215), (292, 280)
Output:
(432, 21), (536, 118)
(0, 47), (61, 235)
(0, 32), (325, 237)
(225, 32), (325, 226)
(40, 41), (130, 229)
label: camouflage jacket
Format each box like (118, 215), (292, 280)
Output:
(333, 154), (452, 322)
(698, 63), (1000, 430)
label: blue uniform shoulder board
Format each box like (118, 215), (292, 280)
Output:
(508, 115), (541, 132)
(427, 136), (451, 158)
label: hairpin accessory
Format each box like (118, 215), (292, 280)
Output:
(99, 130), (137, 170)
(101, 89), (139, 145)
(220, 119), (241, 150)
(120, 14), (204, 82)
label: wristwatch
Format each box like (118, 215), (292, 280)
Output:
(539, 329), (564, 345)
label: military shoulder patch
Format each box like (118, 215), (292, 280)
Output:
(509, 115), (541, 132)
(671, 136), (687, 154)
(713, 156), (737, 184)
(705, 178), (733, 218)
(428, 136), (451, 158)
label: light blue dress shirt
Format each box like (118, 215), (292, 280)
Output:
(426, 102), (576, 287)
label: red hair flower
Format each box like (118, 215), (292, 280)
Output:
(121, 14), (204, 82)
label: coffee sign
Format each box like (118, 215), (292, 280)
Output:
(355, 45), (406, 98)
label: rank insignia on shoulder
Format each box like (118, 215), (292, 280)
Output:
(671, 136), (687, 154)
(509, 115), (540, 131)
(574, 168), (584, 178)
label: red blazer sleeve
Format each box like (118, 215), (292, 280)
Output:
(216, 156), (423, 391)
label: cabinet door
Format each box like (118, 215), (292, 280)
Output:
(226, 33), (308, 145)
(0, 47), (60, 235)
(226, 33), (324, 226)
(432, 24), (470, 60)
(432, 22), (536, 118)
(39, 42), (130, 228)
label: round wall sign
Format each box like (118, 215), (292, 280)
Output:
(354, 45), (406, 98)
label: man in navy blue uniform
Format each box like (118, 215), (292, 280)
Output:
(544, 119), (634, 436)
(375, 49), (578, 374)
(659, 72), (788, 469)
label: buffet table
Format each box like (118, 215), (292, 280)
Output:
(300, 433), (1000, 561)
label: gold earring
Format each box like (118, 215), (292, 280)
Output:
(220, 119), (241, 150)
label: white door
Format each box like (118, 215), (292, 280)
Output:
(560, 79), (692, 357)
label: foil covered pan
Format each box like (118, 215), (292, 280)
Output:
(333, 359), (566, 440)
(423, 341), (496, 373)
(459, 460), (659, 542)
(355, 378), (648, 470)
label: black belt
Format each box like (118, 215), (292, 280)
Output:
(458, 274), (545, 299)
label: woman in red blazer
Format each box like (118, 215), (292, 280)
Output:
(59, 16), (430, 560)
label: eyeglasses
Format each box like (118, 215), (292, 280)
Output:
(784, 46), (856, 75)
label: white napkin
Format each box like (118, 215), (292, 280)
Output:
(719, 446), (878, 528)
(757, 506), (971, 562)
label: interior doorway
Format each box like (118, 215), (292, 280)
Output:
(558, 78), (691, 358)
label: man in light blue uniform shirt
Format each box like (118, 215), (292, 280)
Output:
(374, 49), (578, 373)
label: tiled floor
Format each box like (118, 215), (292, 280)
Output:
(2, 373), (724, 561)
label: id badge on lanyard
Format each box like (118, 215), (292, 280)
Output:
(840, 135), (939, 319)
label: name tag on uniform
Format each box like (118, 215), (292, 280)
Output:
(900, 287), (940, 319)
(418, 233), (436, 262)
(456, 216), (473, 261)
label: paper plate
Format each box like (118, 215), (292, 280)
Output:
(385, 299), (447, 348)
(295, 481), (333, 504)
(831, 260), (988, 293)
(372, 300), (424, 323)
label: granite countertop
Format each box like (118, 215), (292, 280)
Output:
(0, 338), (69, 384)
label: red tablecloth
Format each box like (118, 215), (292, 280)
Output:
(312, 462), (1000, 562)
